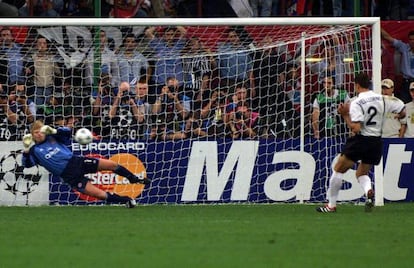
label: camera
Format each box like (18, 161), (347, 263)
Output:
(235, 111), (244, 120)
(121, 91), (136, 102)
(168, 85), (176, 92)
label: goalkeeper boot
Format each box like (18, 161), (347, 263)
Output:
(130, 176), (151, 185)
(316, 205), (337, 213)
(125, 199), (136, 209)
(365, 189), (375, 212)
(137, 178), (151, 185)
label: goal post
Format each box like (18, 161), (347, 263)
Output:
(0, 17), (383, 206)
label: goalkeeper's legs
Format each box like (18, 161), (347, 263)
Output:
(82, 181), (136, 208)
(97, 158), (151, 185)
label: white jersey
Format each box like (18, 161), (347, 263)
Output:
(382, 96), (405, 138)
(350, 91), (405, 137)
(404, 102), (414, 137)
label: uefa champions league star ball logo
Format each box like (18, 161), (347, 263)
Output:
(118, 108), (133, 127)
(0, 150), (42, 195)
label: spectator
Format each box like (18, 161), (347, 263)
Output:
(150, 76), (189, 140)
(311, 76), (350, 139)
(202, 0), (238, 17)
(271, 0), (279, 16)
(36, 95), (64, 127)
(249, 0), (272, 16)
(228, 104), (260, 139)
(374, 0), (410, 20)
(262, 83), (296, 139)
(286, 0), (313, 16)
(0, 88), (18, 139)
(19, 0), (64, 17)
(0, 1), (19, 17)
(24, 36), (62, 106)
(381, 41), (395, 82)
(283, 64), (301, 113)
(182, 36), (216, 100)
(332, 0), (342, 16)
(118, 33), (149, 91)
(401, 82), (414, 138)
(92, 73), (117, 139)
(381, 78), (406, 138)
(108, 82), (144, 140)
(61, 0), (94, 17)
(110, 0), (152, 17)
(381, 28), (414, 104)
(7, 86), (35, 128)
(226, 84), (252, 114)
(187, 90), (229, 138)
(163, 0), (201, 17)
(309, 37), (350, 90)
(217, 28), (255, 95)
(91, 30), (120, 89)
(0, 27), (24, 89)
(145, 26), (187, 90)
(311, 0), (333, 16)
(252, 35), (286, 116)
(183, 111), (208, 138)
(279, 64), (303, 137)
(135, 0), (152, 17)
(133, 80), (152, 138)
(62, 78), (86, 125)
(14, 82), (36, 120)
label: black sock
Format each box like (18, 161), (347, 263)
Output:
(114, 165), (138, 183)
(106, 193), (131, 204)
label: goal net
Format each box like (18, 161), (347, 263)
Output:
(0, 18), (381, 206)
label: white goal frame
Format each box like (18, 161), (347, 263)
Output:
(0, 17), (383, 206)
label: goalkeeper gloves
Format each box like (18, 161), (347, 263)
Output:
(22, 134), (34, 152)
(40, 125), (57, 135)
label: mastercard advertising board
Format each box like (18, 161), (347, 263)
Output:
(74, 153), (147, 202)
(49, 142), (148, 205)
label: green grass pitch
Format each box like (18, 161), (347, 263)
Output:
(1, 203), (414, 268)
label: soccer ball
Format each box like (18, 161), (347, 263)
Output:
(75, 128), (93, 145)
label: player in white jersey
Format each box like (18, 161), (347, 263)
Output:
(400, 82), (414, 137)
(380, 79), (406, 138)
(317, 73), (406, 213)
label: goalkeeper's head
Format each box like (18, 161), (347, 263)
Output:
(30, 120), (46, 143)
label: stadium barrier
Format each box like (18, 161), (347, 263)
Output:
(0, 138), (412, 205)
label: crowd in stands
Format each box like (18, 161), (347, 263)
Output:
(1, 1), (414, 141)
(0, 1), (413, 19)
(0, 21), (369, 142)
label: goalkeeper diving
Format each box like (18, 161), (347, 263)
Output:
(21, 120), (150, 208)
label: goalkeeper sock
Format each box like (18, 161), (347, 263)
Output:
(328, 171), (343, 208)
(357, 175), (372, 195)
(114, 165), (138, 183)
(106, 193), (131, 204)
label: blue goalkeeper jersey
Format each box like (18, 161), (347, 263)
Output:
(22, 127), (73, 176)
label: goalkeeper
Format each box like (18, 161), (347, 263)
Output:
(21, 120), (150, 208)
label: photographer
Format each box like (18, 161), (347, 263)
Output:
(0, 84), (34, 140)
(92, 73), (116, 138)
(228, 105), (260, 139)
(151, 77), (189, 140)
(108, 82), (144, 140)
(12, 83), (35, 125)
(0, 90), (18, 126)
(186, 90), (229, 138)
